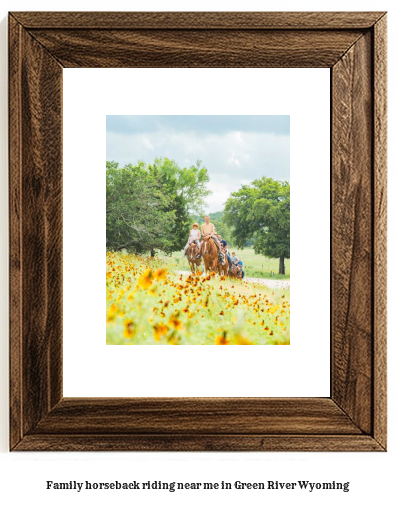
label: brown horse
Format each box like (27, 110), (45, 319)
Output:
(229, 263), (243, 280)
(186, 242), (202, 274)
(201, 236), (218, 275)
(217, 249), (229, 276)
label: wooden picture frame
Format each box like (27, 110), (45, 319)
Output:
(9, 11), (387, 452)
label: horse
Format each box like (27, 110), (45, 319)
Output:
(229, 263), (243, 280)
(217, 248), (229, 276)
(201, 236), (218, 275)
(186, 242), (202, 274)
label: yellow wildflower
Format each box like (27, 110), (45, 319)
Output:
(106, 303), (119, 322)
(168, 317), (182, 330)
(153, 323), (169, 341)
(154, 267), (168, 280)
(215, 332), (229, 345)
(235, 336), (253, 345)
(123, 319), (136, 339)
(137, 269), (154, 289)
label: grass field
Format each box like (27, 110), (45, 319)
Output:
(106, 251), (290, 345)
(170, 247), (290, 279)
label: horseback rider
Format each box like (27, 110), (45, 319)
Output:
(217, 235), (233, 268)
(183, 223), (201, 257)
(237, 257), (245, 279)
(229, 251), (244, 278)
(200, 215), (224, 263)
(230, 251), (239, 265)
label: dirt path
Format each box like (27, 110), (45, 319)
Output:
(177, 270), (290, 290)
(244, 276), (290, 290)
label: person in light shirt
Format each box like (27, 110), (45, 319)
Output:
(183, 223), (201, 256)
(230, 251), (239, 264)
(200, 215), (224, 263)
(200, 215), (215, 238)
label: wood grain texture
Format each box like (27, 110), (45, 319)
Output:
(26, 29), (364, 68)
(332, 32), (373, 434)
(9, 14), (23, 451)
(9, 17), (63, 448)
(8, 11), (387, 452)
(11, 11), (386, 29)
(373, 14), (387, 450)
(21, 28), (64, 432)
(14, 434), (383, 452)
(31, 398), (362, 435)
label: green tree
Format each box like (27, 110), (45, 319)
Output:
(223, 177), (290, 274)
(211, 218), (233, 242)
(106, 158), (211, 255)
(146, 158), (211, 252)
(106, 161), (175, 255)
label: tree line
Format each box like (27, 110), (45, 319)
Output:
(106, 159), (290, 274)
(223, 177), (290, 275)
(106, 158), (209, 256)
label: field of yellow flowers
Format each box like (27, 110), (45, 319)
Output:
(106, 251), (290, 345)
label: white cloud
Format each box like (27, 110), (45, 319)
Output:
(107, 125), (290, 213)
(227, 151), (240, 166)
(143, 137), (154, 150)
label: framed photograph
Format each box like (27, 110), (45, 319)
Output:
(9, 11), (387, 451)
(105, 114), (291, 347)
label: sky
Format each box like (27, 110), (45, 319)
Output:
(106, 115), (290, 213)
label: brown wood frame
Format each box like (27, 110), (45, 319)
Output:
(9, 11), (387, 452)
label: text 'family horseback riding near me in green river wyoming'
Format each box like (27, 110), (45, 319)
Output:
(106, 115), (290, 345)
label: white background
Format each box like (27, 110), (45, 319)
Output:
(63, 68), (330, 397)
(0, 1), (395, 507)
